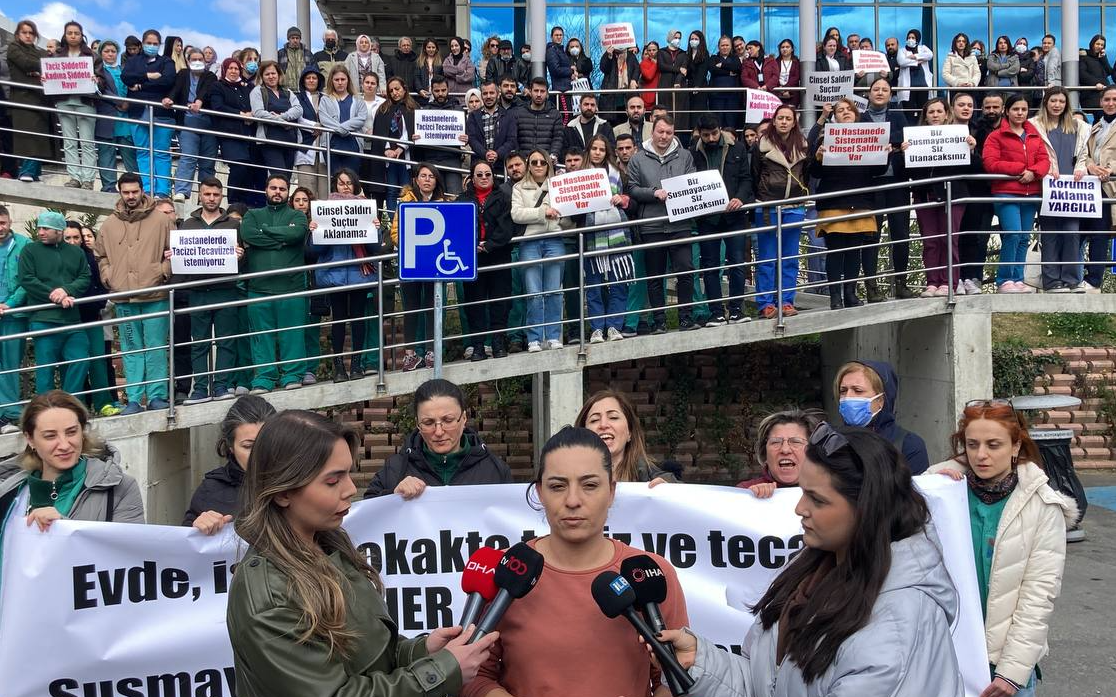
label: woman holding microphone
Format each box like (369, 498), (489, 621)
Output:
(227, 409), (497, 696)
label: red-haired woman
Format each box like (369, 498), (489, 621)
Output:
(931, 401), (1076, 697)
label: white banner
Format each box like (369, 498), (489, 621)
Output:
(311, 199), (379, 244)
(744, 89), (784, 123)
(1041, 175), (1103, 219)
(903, 125), (972, 168)
(414, 110), (466, 146)
(663, 170), (729, 222)
(823, 122), (891, 165)
(549, 168), (613, 217)
(0, 480), (988, 697)
(852, 49), (890, 74)
(169, 229), (238, 275)
(41, 56), (96, 95)
(806, 70), (855, 107)
(600, 22), (637, 50)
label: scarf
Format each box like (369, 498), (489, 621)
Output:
(585, 167), (634, 281)
(27, 458), (88, 516)
(966, 469), (1019, 504)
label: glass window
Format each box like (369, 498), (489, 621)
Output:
(732, 6), (761, 44)
(647, 6), (703, 50)
(820, 6), (877, 49)
(762, 6), (799, 52)
(991, 6), (1043, 48)
(545, 7), (587, 48)
(878, 6), (925, 48)
(935, 7), (989, 69)
(470, 6), (517, 61)
(1077, 7), (1102, 47)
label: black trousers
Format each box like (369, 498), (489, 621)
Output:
(328, 287), (368, 358)
(1082, 204), (1114, 288)
(463, 253), (512, 348)
(959, 200), (994, 283)
(873, 184), (912, 277)
(642, 231), (695, 324)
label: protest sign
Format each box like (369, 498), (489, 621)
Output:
(903, 125), (972, 168)
(569, 76), (591, 106)
(41, 56), (95, 95)
(0, 480), (989, 697)
(414, 110), (466, 146)
(848, 94), (869, 111)
(663, 170), (728, 222)
(745, 89), (784, 123)
(807, 70), (855, 107)
(549, 168), (614, 217)
(169, 229), (238, 275)
(822, 122), (891, 165)
(1041, 175), (1103, 219)
(311, 199), (379, 244)
(600, 22), (637, 50)
(852, 49), (890, 74)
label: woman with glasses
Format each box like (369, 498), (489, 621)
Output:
(834, 360), (929, 474)
(932, 400), (1075, 697)
(362, 379), (511, 499)
(657, 422), (963, 696)
(735, 409), (824, 497)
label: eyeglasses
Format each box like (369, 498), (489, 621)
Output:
(767, 437), (808, 450)
(809, 422), (850, 457)
(474, 172), (493, 178)
(529, 159), (547, 166)
(965, 398), (1013, 409)
(418, 413), (465, 432)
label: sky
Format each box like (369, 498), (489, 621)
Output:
(1, 0), (328, 58)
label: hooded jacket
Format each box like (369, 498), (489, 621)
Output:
(182, 458), (244, 526)
(362, 428), (512, 498)
(928, 459), (1076, 686)
(982, 119), (1051, 196)
(625, 137), (697, 236)
(846, 360), (930, 474)
(94, 195), (173, 302)
(0, 444), (145, 524)
(686, 527), (962, 697)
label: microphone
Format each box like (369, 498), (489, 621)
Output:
(468, 542), (544, 643)
(459, 547), (504, 629)
(591, 571), (695, 696)
(621, 555), (684, 696)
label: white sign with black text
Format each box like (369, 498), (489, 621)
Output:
(1041, 175), (1103, 219)
(807, 70), (856, 107)
(414, 110), (466, 146)
(663, 170), (728, 222)
(549, 169), (614, 217)
(903, 125), (972, 168)
(311, 199), (379, 244)
(822, 122), (891, 165)
(169, 229), (238, 275)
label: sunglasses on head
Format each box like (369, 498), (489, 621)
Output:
(809, 421), (850, 457)
(965, 398), (1013, 409)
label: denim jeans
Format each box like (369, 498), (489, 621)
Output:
(993, 196), (1038, 284)
(115, 299), (170, 404)
(174, 121), (218, 196)
(95, 135), (138, 192)
(585, 266), (630, 332)
(57, 102), (97, 183)
(519, 238), (565, 343)
(385, 161), (410, 212)
(131, 109), (175, 196)
(755, 207), (805, 310)
(18, 159), (42, 180)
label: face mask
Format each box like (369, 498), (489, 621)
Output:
(569, 47), (581, 57)
(973, 49), (982, 57)
(522, 51), (531, 61)
(669, 38), (681, 49)
(1015, 44), (1027, 53)
(325, 39), (337, 49)
(189, 60), (205, 72)
(245, 61), (258, 74)
(839, 396), (879, 427)
(143, 44), (159, 56)
(906, 39), (918, 49)
(689, 39), (700, 49)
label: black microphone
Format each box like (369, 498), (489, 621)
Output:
(621, 555), (684, 696)
(591, 571), (695, 696)
(468, 542), (544, 643)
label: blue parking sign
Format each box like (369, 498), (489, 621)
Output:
(397, 202), (477, 281)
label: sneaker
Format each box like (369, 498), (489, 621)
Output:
(183, 389), (212, 405)
(470, 346), (488, 362)
(402, 353), (424, 371)
(920, 285), (938, 298)
(146, 398), (170, 411)
(249, 387), (269, 395)
(485, 345), (494, 357)
(607, 327), (624, 342)
(997, 282), (1017, 294)
(234, 386), (251, 396)
(962, 279), (981, 295)
(18, 175), (33, 183)
(678, 317), (699, 331)
(636, 323), (652, 336)
(705, 315), (727, 327)
(81, 181), (93, 190)
(98, 403), (123, 417)
(283, 382), (302, 390)
(782, 304), (798, 317)
(760, 305), (778, 319)
(620, 328), (638, 338)
(1080, 281), (1101, 294)
(1072, 282), (1088, 294)
(729, 311), (751, 324)
(589, 329), (605, 344)
(566, 336), (581, 345)
(463, 346), (474, 359)
(1016, 281), (1036, 294)
(1048, 285), (1072, 294)
(212, 386), (234, 400)
(172, 192), (186, 203)
(650, 323), (667, 335)
(527, 341), (543, 353)
(932, 285), (950, 297)
(547, 339), (564, 350)
(302, 372), (317, 386)
(119, 402), (143, 416)
(424, 351), (435, 367)
(64, 179), (83, 188)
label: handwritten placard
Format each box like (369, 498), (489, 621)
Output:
(41, 56), (95, 95)
(549, 169), (613, 217)
(822, 123), (891, 165)
(170, 229), (238, 275)
(311, 199), (380, 244)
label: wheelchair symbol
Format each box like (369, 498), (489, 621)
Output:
(435, 239), (469, 275)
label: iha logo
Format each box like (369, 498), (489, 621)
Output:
(631, 567), (664, 583)
(609, 576), (631, 595)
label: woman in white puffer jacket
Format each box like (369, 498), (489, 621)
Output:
(931, 400), (1076, 697)
(942, 33), (981, 90)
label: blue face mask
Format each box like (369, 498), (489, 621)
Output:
(143, 44), (159, 57)
(838, 395), (880, 427)
(245, 61), (259, 74)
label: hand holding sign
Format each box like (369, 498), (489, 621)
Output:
(549, 169), (614, 217)
(312, 200), (380, 244)
(415, 111), (467, 146)
(41, 56), (95, 96)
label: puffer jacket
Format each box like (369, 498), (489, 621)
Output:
(625, 137), (697, 236)
(512, 102), (564, 157)
(1028, 115), (1091, 178)
(511, 175), (563, 237)
(982, 119), (1051, 196)
(182, 458), (244, 526)
(842, 359), (930, 474)
(686, 526), (962, 697)
(93, 195), (173, 302)
(942, 53), (981, 87)
(363, 428), (512, 498)
(751, 137), (809, 203)
(0, 444), (145, 523)
(928, 459), (1076, 687)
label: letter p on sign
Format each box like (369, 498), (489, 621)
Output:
(397, 202), (478, 281)
(401, 207), (445, 272)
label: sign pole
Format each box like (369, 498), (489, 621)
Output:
(433, 282), (443, 378)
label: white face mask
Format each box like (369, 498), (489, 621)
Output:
(689, 39), (700, 49)
(906, 39), (918, 49)
(189, 60), (205, 72)
(669, 38), (681, 49)
(522, 51), (531, 61)
(1015, 44), (1027, 53)
(569, 46), (580, 57)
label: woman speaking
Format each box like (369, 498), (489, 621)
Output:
(226, 409), (497, 696)
(657, 424), (963, 696)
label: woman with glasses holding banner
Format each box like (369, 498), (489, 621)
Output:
(735, 408), (824, 497)
(931, 400), (1075, 697)
(656, 422), (963, 697)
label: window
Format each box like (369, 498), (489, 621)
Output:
(470, 6), (517, 61)
(732, 6), (761, 44)
(934, 7), (989, 69)
(762, 5), (799, 52)
(647, 5), (704, 49)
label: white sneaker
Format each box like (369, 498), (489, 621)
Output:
(547, 339), (564, 351)
(463, 346), (474, 359)
(932, 285), (950, 297)
(18, 175), (33, 183)
(172, 193), (186, 203)
(527, 341), (542, 353)
(607, 327), (624, 341)
(1016, 281), (1036, 294)
(920, 285), (938, 298)
(963, 279), (980, 295)
(1072, 282), (1088, 294)
(956, 282), (967, 296)
(1080, 281), (1101, 294)
(997, 282), (1017, 294)
(589, 329), (605, 344)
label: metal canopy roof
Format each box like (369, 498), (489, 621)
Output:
(315, 0), (456, 46)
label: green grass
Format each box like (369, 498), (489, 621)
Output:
(992, 313), (1116, 348)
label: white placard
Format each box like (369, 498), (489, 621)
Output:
(0, 481), (989, 697)
(169, 229), (238, 275)
(568, 77), (591, 107)
(848, 94), (869, 111)
(852, 49), (890, 74)
(600, 22), (637, 50)
(822, 122), (891, 165)
(663, 169), (728, 222)
(414, 110), (466, 145)
(1041, 175), (1103, 219)
(549, 168), (614, 217)
(744, 89), (784, 123)
(41, 56), (96, 95)
(806, 70), (856, 107)
(903, 125), (972, 168)
(311, 199), (379, 244)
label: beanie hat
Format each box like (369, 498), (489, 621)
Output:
(36, 211), (66, 231)
(287, 26), (302, 39)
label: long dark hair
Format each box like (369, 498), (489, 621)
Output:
(951, 32), (971, 58)
(60, 21), (94, 57)
(752, 426), (929, 683)
(761, 104), (807, 161)
(216, 395), (276, 462)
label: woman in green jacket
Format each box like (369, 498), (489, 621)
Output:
(227, 409), (497, 697)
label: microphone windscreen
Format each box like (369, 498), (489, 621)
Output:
(591, 571), (637, 619)
(493, 542), (545, 599)
(462, 547), (504, 600)
(620, 554), (669, 605)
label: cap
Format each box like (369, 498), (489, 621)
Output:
(498, 39), (513, 50)
(287, 26), (302, 39)
(36, 211), (66, 231)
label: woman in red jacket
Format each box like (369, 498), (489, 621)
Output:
(981, 93), (1051, 293)
(639, 41), (660, 112)
(765, 39), (801, 108)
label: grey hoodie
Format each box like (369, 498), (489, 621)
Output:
(0, 444), (145, 523)
(687, 526), (963, 697)
(625, 137), (696, 236)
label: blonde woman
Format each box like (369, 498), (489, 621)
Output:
(319, 64), (368, 175)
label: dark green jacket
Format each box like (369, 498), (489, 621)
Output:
(17, 240), (90, 324)
(227, 548), (462, 697)
(238, 203), (308, 294)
